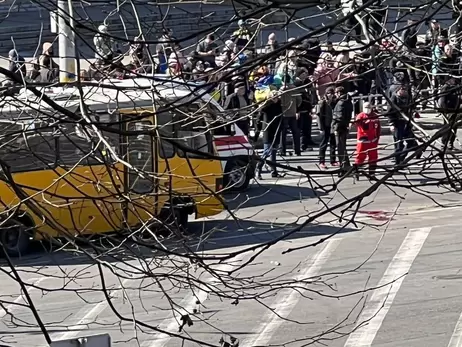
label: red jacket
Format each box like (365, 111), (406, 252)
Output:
(355, 112), (381, 143)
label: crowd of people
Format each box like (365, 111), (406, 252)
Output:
(4, 15), (462, 179)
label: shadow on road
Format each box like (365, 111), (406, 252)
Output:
(187, 218), (354, 252)
(1, 183), (336, 266)
(224, 183), (328, 210)
(4, 219), (354, 267)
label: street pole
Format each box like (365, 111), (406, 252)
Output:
(284, 11), (289, 89)
(57, 0), (76, 83)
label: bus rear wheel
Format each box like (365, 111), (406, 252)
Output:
(0, 219), (31, 257)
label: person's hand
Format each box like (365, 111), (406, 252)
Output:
(334, 130), (338, 136)
(296, 113), (300, 120)
(390, 125), (395, 132)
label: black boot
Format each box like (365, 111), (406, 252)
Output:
(369, 165), (377, 180)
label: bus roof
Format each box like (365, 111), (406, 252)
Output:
(0, 76), (223, 119)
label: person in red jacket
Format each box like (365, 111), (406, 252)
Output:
(354, 102), (381, 178)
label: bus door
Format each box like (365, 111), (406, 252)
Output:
(123, 115), (158, 229)
(155, 105), (222, 216)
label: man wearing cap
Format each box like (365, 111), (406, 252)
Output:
(388, 85), (419, 165)
(332, 86), (353, 175)
(317, 86), (338, 169)
(353, 102), (381, 178)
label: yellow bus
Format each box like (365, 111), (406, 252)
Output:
(0, 78), (225, 256)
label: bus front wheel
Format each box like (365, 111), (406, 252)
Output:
(0, 220), (31, 257)
(224, 159), (252, 192)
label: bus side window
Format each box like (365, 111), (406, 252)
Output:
(57, 124), (119, 166)
(0, 125), (56, 173)
(157, 111), (175, 158)
(127, 121), (154, 194)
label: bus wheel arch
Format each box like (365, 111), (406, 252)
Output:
(0, 213), (34, 257)
(223, 156), (254, 192)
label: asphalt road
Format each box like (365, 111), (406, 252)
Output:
(2, 116), (462, 347)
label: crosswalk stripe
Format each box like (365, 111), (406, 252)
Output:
(144, 251), (248, 347)
(243, 239), (341, 347)
(343, 227), (432, 347)
(0, 277), (46, 319)
(447, 312), (462, 347)
(48, 276), (133, 344)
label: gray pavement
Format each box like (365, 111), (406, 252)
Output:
(2, 124), (462, 347)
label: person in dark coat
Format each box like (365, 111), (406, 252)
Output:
(7, 49), (26, 82)
(332, 86), (353, 175)
(294, 68), (317, 151)
(388, 85), (419, 165)
(401, 19), (418, 51)
(438, 77), (461, 150)
(279, 77), (302, 156)
(388, 72), (412, 99)
(256, 92), (283, 179)
(223, 81), (251, 136)
(317, 87), (337, 169)
(425, 19), (448, 48)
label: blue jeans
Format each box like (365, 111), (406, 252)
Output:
(257, 143), (278, 175)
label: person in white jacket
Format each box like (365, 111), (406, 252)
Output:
(94, 24), (115, 65)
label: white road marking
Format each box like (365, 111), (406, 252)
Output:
(447, 312), (462, 347)
(15, 205), (461, 269)
(49, 276), (132, 342)
(343, 227), (432, 347)
(257, 176), (334, 186)
(0, 277), (46, 319)
(243, 239), (341, 347)
(144, 252), (248, 347)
